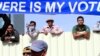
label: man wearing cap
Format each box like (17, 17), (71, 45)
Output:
(30, 40), (48, 56)
(40, 19), (63, 35)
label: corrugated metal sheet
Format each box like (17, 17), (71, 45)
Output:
(0, 32), (100, 56)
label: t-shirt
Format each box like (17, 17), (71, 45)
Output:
(72, 24), (90, 33)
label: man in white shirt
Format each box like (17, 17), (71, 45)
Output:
(27, 21), (39, 40)
(40, 19), (63, 35)
(93, 21), (100, 33)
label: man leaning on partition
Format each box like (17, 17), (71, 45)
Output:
(40, 19), (63, 35)
(72, 16), (90, 40)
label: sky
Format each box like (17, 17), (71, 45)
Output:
(25, 14), (100, 32)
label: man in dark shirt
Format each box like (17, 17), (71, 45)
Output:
(72, 16), (90, 40)
(1, 24), (19, 43)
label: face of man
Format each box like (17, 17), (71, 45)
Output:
(47, 21), (53, 27)
(7, 25), (13, 33)
(23, 47), (31, 56)
(23, 52), (31, 56)
(77, 18), (84, 25)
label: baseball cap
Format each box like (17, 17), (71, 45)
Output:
(46, 19), (54, 23)
(30, 40), (48, 52)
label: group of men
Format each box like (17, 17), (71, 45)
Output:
(26, 19), (63, 41)
(23, 16), (91, 56)
(0, 15), (91, 56)
(27, 16), (91, 41)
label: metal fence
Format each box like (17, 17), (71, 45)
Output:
(0, 32), (100, 56)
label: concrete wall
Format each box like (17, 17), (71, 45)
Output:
(0, 32), (100, 56)
(11, 14), (24, 35)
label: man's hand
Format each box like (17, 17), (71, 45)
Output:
(5, 37), (11, 42)
(44, 32), (48, 35)
(77, 31), (86, 35)
(51, 31), (56, 35)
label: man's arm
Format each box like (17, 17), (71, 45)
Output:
(51, 26), (63, 35)
(28, 30), (39, 39)
(40, 27), (48, 35)
(11, 30), (19, 43)
(1, 31), (8, 42)
(73, 32), (83, 39)
(82, 26), (90, 39)
(82, 31), (90, 40)
(72, 26), (83, 39)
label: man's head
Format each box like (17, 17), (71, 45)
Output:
(30, 21), (36, 27)
(30, 40), (48, 56)
(23, 47), (31, 56)
(77, 16), (84, 25)
(46, 19), (54, 27)
(7, 24), (14, 33)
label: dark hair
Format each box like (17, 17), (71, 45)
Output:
(77, 16), (84, 21)
(46, 19), (54, 23)
(23, 47), (31, 52)
(8, 24), (14, 29)
(30, 21), (36, 26)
